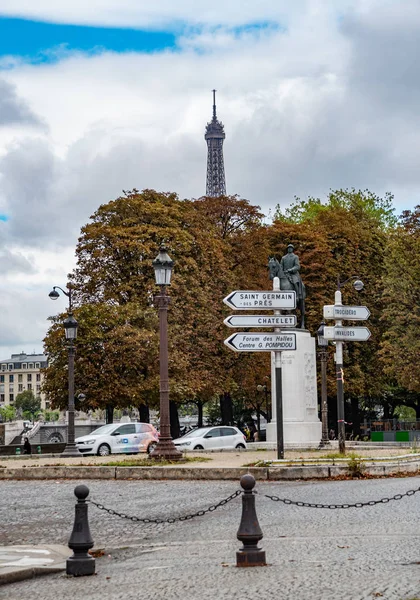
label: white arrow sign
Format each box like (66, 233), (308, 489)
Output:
(223, 290), (296, 310)
(224, 315), (297, 328)
(323, 305), (371, 321)
(323, 326), (371, 341)
(224, 332), (297, 352)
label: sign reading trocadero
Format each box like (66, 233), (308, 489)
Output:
(323, 305), (371, 321)
(224, 333), (297, 352)
(224, 315), (297, 328)
(223, 290), (296, 311)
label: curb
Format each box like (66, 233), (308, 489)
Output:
(0, 461), (419, 480)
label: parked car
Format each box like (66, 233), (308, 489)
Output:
(75, 422), (159, 456)
(173, 426), (247, 451)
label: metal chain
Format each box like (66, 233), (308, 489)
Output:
(89, 489), (242, 524)
(264, 485), (420, 509)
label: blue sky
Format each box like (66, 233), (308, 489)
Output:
(0, 17), (177, 61)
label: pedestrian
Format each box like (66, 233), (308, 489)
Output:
(23, 437), (32, 455)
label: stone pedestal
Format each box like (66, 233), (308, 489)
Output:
(266, 329), (321, 447)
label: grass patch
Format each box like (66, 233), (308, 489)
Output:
(99, 456), (212, 467)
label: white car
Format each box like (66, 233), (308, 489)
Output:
(75, 422), (159, 456)
(173, 426), (247, 451)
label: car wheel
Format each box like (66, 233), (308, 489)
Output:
(194, 444), (204, 450)
(147, 442), (157, 454)
(97, 444), (111, 456)
(235, 443), (246, 449)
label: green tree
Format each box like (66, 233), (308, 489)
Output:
(380, 206), (420, 396)
(14, 390), (41, 419)
(0, 405), (16, 422)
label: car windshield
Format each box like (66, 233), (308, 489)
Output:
(180, 428), (209, 439)
(90, 424), (117, 436)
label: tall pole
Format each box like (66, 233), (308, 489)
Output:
(273, 277), (284, 459)
(62, 340), (78, 456)
(150, 287), (182, 460)
(319, 348), (329, 447)
(335, 288), (345, 454)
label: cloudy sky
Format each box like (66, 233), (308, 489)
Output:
(0, 0), (419, 361)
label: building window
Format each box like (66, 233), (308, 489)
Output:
(1, 365), (6, 371)
(35, 363), (40, 368)
(22, 363), (27, 369)
(36, 374), (41, 382)
(0, 394), (4, 403)
(18, 374), (22, 382)
(18, 384), (23, 392)
(27, 374), (32, 382)
(9, 394), (14, 402)
(45, 401), (51, 409)
(8, 364), (13, 370)
(36, 385), (41, 393)
(0, 375), (4, 383)
(9, 375), (14, 383)
(28, 363), (34, 369)
(27, 383), (32, 391)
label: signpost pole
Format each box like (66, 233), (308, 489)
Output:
(273, 277), (284, 459)
(334, 289), (346, 454)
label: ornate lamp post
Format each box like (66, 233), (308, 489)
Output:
(150, 245), (182, 461)
(335, 276), (364, 454)
(317, 321), (330, 447)
(49, 285), (80, 457)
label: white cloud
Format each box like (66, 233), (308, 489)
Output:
(1, 0), (420, 359)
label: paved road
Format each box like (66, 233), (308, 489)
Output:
(2, 477), (420, 600)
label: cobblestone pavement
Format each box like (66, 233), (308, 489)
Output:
(2, 477), (420, 600)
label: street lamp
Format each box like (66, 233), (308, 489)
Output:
(335, 275), (364, 454)
(317, 321), (330, 448)
(49, 284), (80, 457)
(150, 245), (182, 461)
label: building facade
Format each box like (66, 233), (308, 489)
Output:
(0, 353), (49, 410)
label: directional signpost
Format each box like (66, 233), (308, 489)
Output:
(323, 326), (371, 341)
(223, 290), (296, 310)
(323, 305), (371, 321)
(224, 315), (297, 328)
(223, 285), (298, 460)
(323, 290), (371, 454)
(224, 333), (297, 352)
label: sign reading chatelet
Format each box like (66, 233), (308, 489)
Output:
(224, 333), (297, 352)
(223, 290), (296, 310)
(323, 305), (371, 321)
(224, 315), (297, 328)
(323, 326), (371, 341)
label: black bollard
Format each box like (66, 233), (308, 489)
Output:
(236, 474), (266, 567)
(67, 484), (95, 576)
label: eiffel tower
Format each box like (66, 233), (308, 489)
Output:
(205, 90), (226, 197)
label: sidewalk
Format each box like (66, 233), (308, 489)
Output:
(0, 545), (71, 585)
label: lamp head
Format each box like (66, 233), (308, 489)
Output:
(63, 313), (78, 340)
(317, 321), (328, 347)
(153, 244), (174, 286)
(353, 279), (364, 292)
(49, 289), (60, 300)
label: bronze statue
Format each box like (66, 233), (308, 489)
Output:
(268, 244), (306, 329)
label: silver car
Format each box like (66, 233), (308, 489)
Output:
(173, 426), (247, 451)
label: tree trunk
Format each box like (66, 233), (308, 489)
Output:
(197, 400), (203, 428)
(138, 404), (150, 423)
(106, 404), (114, 424)
(220, 392), (233, 425)
(350, 397), (360, 436)
(170, 401), (180, 440)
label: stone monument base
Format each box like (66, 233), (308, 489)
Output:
(266, 329), (322, 447)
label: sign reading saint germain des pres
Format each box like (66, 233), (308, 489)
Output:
(224, 333), (297, 352)
(223, 290), (296, 310)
